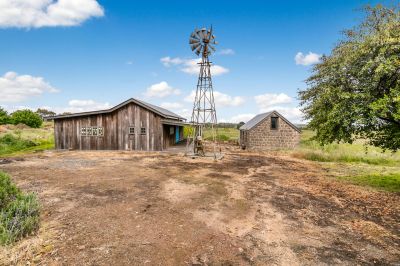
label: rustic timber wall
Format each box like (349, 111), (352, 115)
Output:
(243, 116), (300, 150)
(54, 102), (163, 151)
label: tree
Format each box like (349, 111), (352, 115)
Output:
(11, 110), (43, 128)
(237, 121), (245, 129)
(0, 107), (11, 125)
(299, 5), (400, 151)
(36, 108), (56, 119)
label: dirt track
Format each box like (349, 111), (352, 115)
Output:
(0, 149), (399, 265)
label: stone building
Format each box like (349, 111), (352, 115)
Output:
(239, 111), (300, 150)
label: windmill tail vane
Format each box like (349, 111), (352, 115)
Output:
(185, 26), (221, 159)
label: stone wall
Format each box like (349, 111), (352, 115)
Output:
(243, 116), (300, 150)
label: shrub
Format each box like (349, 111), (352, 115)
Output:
(0, 172), (40, 245)
(0, 108), (11, 125)
(10, 110), (43, 128)
(0, 133), (37, 155)
(0, 172), (20, 209)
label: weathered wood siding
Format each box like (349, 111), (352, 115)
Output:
(54, 102), (164, 151)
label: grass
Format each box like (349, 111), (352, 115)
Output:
(0, 171), (40, 245)
(336, 173), (400, 193)
(185, 126), (239, 142)
(292, 130), (400, 192)
(291, 130), (400, 166)
(0, 122), (54, 157)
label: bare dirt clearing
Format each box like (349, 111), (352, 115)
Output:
(0, 150), (399, 265)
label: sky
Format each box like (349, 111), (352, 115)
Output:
(0, 0), (391, 123)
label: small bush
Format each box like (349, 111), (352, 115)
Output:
(0, 133), (37, 155)
(0, 172), (20, 209)
(11, 110), (43, 128)
(0, 108), (11, 125)
(0, 172), (40, 245)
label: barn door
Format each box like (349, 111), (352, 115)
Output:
(175, 126), (179, 143)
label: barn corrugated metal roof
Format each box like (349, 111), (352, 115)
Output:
(239, 112), (273, 130)
(50, 98), (186, 121)
(134, 99), (185, 120)
(239, 111), (300, 132)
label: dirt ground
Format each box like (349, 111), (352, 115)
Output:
(0, 148), (399, 265)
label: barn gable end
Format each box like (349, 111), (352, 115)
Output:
(239, 111), (300, 150)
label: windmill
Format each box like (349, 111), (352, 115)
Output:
(186, 26), (221, 159)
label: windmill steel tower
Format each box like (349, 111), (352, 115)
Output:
(186, 27), (220, 158)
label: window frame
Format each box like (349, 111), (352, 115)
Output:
(81, 127), (87, 136)
(81, 126), (104, 137)
(92, 127), (98, 136)
(140, 127), (146, 135)
(97, 127), (104, 136)
(129, 126), (135, 135)
(271, 117), (279, 130)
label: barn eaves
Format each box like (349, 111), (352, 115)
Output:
(49, 98), (186, 121)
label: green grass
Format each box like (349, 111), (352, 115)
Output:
(0, 171), (40, 245)
(292, 130), (400, 166)
(336, 173), (400, 192)
(0, 122), (54, 157)
(185, 126), (239, 142)
(292, 130), (400, 192)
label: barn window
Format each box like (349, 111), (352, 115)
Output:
(98, 127), (104, 136)
(141, 127), (146, 135)
(81, 127), (87, 136)
(271, 117), (278, 130)
(87, 127), (93, 135)
(92, 127), (98, 136)
(129, 127), (135, 134)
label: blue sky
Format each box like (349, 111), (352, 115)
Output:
(0, 0), (388, 123)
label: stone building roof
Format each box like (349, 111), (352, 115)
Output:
(239, 111), (300, 132)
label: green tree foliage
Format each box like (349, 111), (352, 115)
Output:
(237, 121), (245, 129)
(0, 107), (11, 125)
(35, 108), (56, 119)
(299, 5), (400, 151)
(11, 110), (43, 128)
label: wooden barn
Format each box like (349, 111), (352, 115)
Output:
(52, 98), (187, 151)
(239, 111), (300, 150)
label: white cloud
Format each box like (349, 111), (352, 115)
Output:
(11, 99), (111, 114)
(160, 102), (183, 109)
(223, 113), (255, 123)
(259, 106), (304, 124)
(218, 48), (235, 55)
(0, 71), (59, 103)
(177, 108), (192, 120)
(254, 93), (292, 109)
(63, 99), (110, 113)
(295, 52), (321, 66)
(161, 56), (229, 76)
(184, 90), (244, 107)
(126, 61), (133, 65)
(144, 81), (180, 98)
(0, 105), (33, 113)
(0, 0), (104, 28)
(160, 56), (184, 67)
